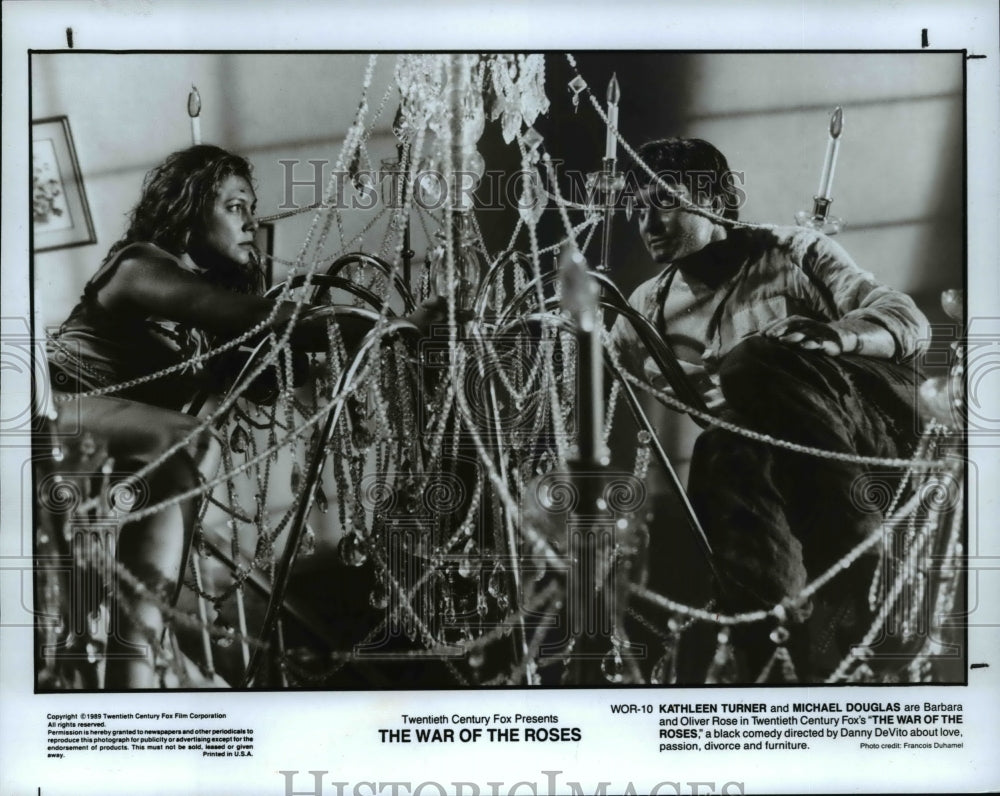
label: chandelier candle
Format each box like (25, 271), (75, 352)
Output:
(600, 74), (622, 273)
(188, 85), (202, 145)
(796, 106), (845, 234)
(604, 73), (620, 161)
(560, 249), (605, 465)
(817, 106), (843, 200)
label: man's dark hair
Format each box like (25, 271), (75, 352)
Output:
(630, 137), (741, 222)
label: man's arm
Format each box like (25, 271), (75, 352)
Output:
(763, 315), (897, 358)
(765, 231), (931, 360)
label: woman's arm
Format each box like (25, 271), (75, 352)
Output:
(99, 249), (376, 351)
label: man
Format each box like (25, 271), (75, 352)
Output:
(610, 138), (930, 680)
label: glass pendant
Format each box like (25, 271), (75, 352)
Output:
(755, 626), (799, 684)
(457, 538), (480, 579)
(650, 648), (677, 686)
(391, 105), (413, 144)
(338, 531), (368, 567)
(517, 170), (546, 226)
(486, 560), (503, 596)
(704, 628), (740, 684)
(369, 573), (389, 610)
(568, 75), (587, 111)
(347, 147), (367, 192)
(501, 108), (523, 144)
(213, 616), (235, 648)
(650, 619), (682, 684)
(314, 483), (329, 514)
(487, 560), (508, 612)
(601, 642), (625, 683)
(229, 424), (251, 455)
(416, 156), (446, 208)
(522, 128), (543, 164)
(85, 640), (103, 665)
(298, 524), (316, 558)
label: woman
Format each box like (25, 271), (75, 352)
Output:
(46, 145), (433, 688)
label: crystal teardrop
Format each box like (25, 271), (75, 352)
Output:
(704, 629), (740, 684)
(600, 646), (625, 683)
(501, 109), (522, 144)
(213, 616), (235, 648)
(369, 576), (389, 610)
(229, 424), (251, 454)
(347, 147), (366, 192)
(314, 483), (329, 513)
(298, 524), (317, 557)
(338, 532), (368, 567)
(517, 177), (546, 226)
(487, 560), (505, 597)
(457, 538), (479, 579)
(650, 633), (679, 685)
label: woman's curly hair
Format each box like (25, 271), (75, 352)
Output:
(105, 145), (262, 294)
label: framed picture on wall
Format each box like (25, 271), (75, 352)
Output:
(31, 116), (96, 252)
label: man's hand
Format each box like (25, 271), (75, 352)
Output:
(761, 316), (855, 356)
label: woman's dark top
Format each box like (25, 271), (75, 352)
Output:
(48, 242), (216, 411)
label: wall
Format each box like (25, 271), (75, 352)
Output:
(685, 52), (962, 302)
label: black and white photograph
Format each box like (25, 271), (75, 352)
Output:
(26, 50), (968, 691)
(2, 2), (998, 795)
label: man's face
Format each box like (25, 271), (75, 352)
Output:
(637, 182), (722, 265)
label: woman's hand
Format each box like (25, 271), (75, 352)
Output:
(404, 297), (474, 337)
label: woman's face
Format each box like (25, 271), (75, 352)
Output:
(189, 174), (258, 269)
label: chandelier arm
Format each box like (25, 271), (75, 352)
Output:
(495, 270), (560, 328)
(606, 354), (718, 569)
(474, 251), (535, 319)
(496, 269), (713, 424)
(322, 251), (417, 313)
